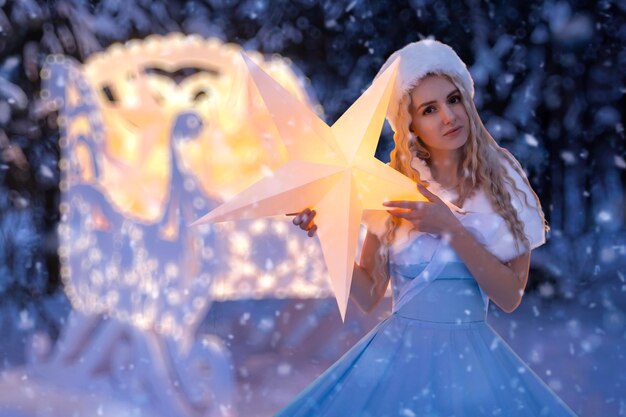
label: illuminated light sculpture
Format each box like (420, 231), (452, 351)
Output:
(43, 33), (330, 329)
(194, 56), (426, 321)
(0, 34), (328, 417)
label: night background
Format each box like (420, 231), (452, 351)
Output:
(0, 0), (624, 416)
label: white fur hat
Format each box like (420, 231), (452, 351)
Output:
(375, 39), (474, 133)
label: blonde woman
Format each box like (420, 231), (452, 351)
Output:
(279, 40), (577, 416)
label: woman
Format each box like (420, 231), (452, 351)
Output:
(279, 39), (578, 417)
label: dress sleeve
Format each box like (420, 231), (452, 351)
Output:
(470, 154), (547, 262)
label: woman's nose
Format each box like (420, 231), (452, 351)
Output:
(441, 104), (456, 124)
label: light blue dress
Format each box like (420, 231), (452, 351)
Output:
(274, 253), (578, 416)
(275, 157), (578, 417)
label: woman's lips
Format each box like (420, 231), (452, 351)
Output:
(444, 126), (462, 136)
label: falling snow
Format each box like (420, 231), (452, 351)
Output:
(0, 1), (624, 417)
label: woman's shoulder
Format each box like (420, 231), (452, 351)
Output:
(467, 150), (542, 215)
(473, 150), (547, 257)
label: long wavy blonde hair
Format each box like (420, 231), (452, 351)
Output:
(372, 72), (549, 288)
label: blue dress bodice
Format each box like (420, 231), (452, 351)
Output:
(389, 261), (487, 323)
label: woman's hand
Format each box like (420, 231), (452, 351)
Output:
(288, 208), (318, 237)
(383, 184), (461, 236)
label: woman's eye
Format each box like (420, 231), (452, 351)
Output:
(449, 95), (461, 104)
(423, 106), (435, 115)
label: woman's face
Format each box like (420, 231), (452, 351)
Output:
(408, 75), (469, 152)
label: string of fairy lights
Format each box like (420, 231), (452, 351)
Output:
(41, 34), (333, 339)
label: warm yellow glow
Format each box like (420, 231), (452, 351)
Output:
(42, 34), (332, 337)
(250, 219), (267, 234)
(230, 232), (250, 255)
(52, 33), (314, 222)
(259, 274), (276, 289)
(194, 56), (424, 320)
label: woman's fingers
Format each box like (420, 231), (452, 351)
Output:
(386, 209), (418, 219)
(383, 200), (424, 210)
(292, 208), (311, 225)
(302, 210), (316, 230)
(417, 184), (441, 202)
(290, 208), (317, 237)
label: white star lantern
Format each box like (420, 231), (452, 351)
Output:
(193, 55), (425, 320)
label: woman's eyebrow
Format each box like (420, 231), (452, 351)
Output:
(417, 89), (461, 110)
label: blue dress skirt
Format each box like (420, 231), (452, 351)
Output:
(274, 262), (578, 417)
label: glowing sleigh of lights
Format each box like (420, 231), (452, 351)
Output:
(10, 34), (330, 417)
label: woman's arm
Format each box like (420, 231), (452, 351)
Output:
(385, 183), (530, 313)
(350, 231), (390, 314)
(447, 223), (530, 313)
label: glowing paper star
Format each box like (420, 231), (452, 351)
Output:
(193, 54), (426, 320)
